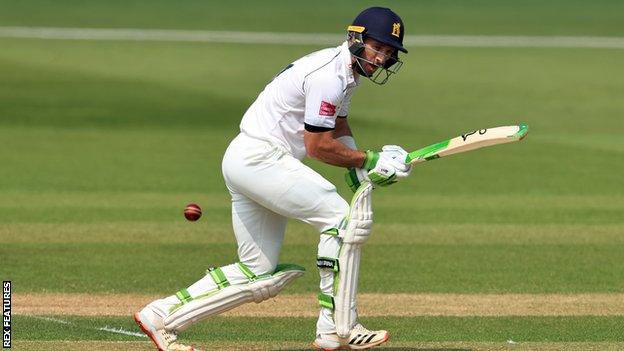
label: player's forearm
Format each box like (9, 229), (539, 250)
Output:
(307, 138), (365, 168)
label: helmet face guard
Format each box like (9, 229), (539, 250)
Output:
(348, 31), (403, 85)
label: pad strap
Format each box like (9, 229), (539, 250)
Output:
(318, 293), (335, 310)
(317, 257), (340, 272)
(207, 267), (230, 289)
(175, 288), (193, 305)
(236, 262), (257, 281)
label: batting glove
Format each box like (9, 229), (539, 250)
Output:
(380, 145), (412, 179)
(346, 147), (411, 192)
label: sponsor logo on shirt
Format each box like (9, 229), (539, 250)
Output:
(319, 101), (336, 116)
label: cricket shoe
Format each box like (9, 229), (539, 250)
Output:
(134, 307), (203, 351)
(313, 323), (389, 350)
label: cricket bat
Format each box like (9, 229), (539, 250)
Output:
(405, 124), (528, 164)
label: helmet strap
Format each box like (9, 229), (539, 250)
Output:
(352, 57), (370, 77)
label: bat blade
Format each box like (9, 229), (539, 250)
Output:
(406, 124), (528, 164)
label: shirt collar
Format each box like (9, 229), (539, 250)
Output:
(340, 41), (360, 87)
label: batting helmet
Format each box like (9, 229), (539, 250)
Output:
(347, 7), (407, 84)
(348, 7), (407, 54)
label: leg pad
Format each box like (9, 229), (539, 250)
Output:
(164, 263), (304, 331)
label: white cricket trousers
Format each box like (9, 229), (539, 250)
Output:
(222, 133), (349, 274)
(223, 133), (349, 334)
(149, 133), (348, 334)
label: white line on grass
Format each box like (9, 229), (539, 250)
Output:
(29, 316), (72, 325)
(1, 26), (624, 49)
(28, 315), (147, 338)
(98, 325), (148, 338)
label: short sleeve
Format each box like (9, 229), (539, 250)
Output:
(303, 72), (345, 132)
(337, 88), (355, 117)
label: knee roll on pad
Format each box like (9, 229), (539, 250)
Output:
(164, 263), (305, 331)
(340, 182), (373, 245)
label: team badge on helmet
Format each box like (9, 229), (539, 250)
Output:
(391, 23), (401, 38)
(347, 7), (407, 85)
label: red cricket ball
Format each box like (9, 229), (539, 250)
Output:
(184, 203), (202, 221)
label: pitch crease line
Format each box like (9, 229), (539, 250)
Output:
(28, 315), (147, 338)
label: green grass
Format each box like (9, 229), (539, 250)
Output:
(11, 341), (624, 351)
(1, 0), (624, 36)
(1, 40), (623, 197)
(5, 241), (624, 294)
(2, 191), (624, 295)
(15, 315), (624, 342)
(1, 38), (623, 295)
(2, 1), (623, 347)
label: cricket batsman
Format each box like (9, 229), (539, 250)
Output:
(135, 7), (411, 351)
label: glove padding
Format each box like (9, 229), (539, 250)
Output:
(378, 145), (412, 179)
(345, 145), (412, 192)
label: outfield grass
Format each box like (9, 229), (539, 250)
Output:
(2, 0), (624, 36)
(15, 315), (624, 342)
(11, 341), (624, 351)
(1, 40), (622, 295)
(2, 1), (623, 349)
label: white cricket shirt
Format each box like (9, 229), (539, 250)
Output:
(240, 41), (360, 160)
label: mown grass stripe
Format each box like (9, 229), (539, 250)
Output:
(15, 315), (624, 342)
(5, 242), (623, 293)
(14, 293), (624, 317)
(13, 341), (624, 351)
(1, 27), (624, 49)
